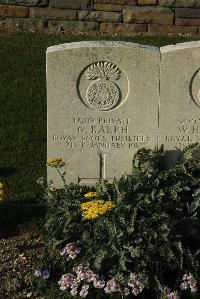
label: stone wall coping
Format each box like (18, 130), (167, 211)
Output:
(46, 40), (160, 54)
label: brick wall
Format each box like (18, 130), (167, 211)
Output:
(0, 0), (200, 35)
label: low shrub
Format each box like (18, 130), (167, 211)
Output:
(33, 145), (200, 299)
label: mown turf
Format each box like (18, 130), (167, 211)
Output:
(0, 32), (198, 201)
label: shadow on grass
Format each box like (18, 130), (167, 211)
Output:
(0, 166), (17, 176)
(0, 198), (47, 234)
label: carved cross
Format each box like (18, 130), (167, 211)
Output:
(78, 153), (107, 185)
(99, 153), (107, 180)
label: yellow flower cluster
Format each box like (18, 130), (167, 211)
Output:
(47, 157), (65, 168)
(84, 192), (100, 198)
(81, 199), (116, 220)
(0, 182), (4, 201)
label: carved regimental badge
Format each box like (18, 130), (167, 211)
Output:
(190, 68), (200, 108)
(77, 61), (129, 111)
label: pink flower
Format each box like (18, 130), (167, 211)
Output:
(58, 273), (74, 290)
(34, 268), (50, 279)
(93, 275), (105, 288)
(164, 288), (179, 299)
(104, 279), (121, 293)
(180, 273), (197, 293)
(121, 287), (131, 296)
(128, 272), (147, 295)
(70, 288), (78, 296)
(34, 268), (42, 277)
(167, 291), (178, 299)
(60, 242), (80, 260)
(79, 285), (89, 298)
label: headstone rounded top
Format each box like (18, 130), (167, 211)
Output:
(46, 40), (159, 54)
(161, 40), (200, 53)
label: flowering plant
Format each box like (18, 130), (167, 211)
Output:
(81, 199), (116, 219)
(47, 157), (65, 168)
(34, 145), (200, 298)
(84, 192), (100, 198)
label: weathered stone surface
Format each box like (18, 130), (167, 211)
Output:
(175, 8), (200, 18)
(30, 7), (77, 20)
(123, 5), (174, 24)
(0, 0), (47, 6)
(94, 3), (123, 11)
(148, 23), (198, 33)
(47, 41), (159, 186)
(94, 0), (125, 3)
(78, 10), (121, 22)
(159, 0), (200, 8)
(0, 4), (28, 17)
(49, 0), (93, 10)
(159, 42), (200, 152)
(48, 20), (99, 32)
(138, 0), (157, 5)
(176, 17), (200, 25)
(100, 22), (146, 32)
(125, 0), (137, 4)
(3, 17), (44, 28)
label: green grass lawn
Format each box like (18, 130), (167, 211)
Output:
(0, 32), (198, 202)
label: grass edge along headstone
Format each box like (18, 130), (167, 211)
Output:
(47, 41), (160, 187)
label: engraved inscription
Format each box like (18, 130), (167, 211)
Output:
(165, 118), (200, 148)
(52, 117), (151, 151)
(77, 62), (129, 111)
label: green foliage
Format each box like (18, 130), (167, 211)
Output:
(35, 145), (200, 298)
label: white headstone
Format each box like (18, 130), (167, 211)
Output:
(47, 41), (159, 186)
(159, 41), (200, 150)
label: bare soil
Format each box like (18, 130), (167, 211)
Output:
(0, 222), (44, 299)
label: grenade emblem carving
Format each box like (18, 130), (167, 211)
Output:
(85, 62), (122, 111)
